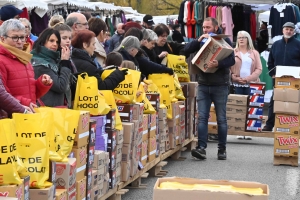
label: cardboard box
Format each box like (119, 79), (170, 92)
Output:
(74, 111), (90, 148)
(208, 122), (217, 133)
(274, 114), (299, 134)
(86, 144), (95, 169)
(121, 143), (131, 162)
(249, 82), (266, 95)
(105, 109), (116, 129)
(92, 150), (105, 169)
(98, 167), (105, 188)
(109, 169), (116, 189)
(187, 82), (198, 97)
(274, 88), (300, 103)
(245, 119), (262, 132)
(274, 134), (299, 157)
(85, 168), (92, 191)
(275, 66), (300, 89)
(186, 97), (195, 111)
(226, 105), (248, 114)
(191, 35), (233, 73)
(248, 95), (264, 107)
(226, 113), (246, 123)
(148, 126), (156, 138)
(107, 146), (117, 170)
(153, 177), (269, 200)
(132, 103), (144, 127)
(75, 177), (86, 200)
(210, 104), (215, 112)
(227, 94), (248, 106)
(0, 181), (24, 200)
(48, 161), (56, 185)
(158, 108), (167, 120)
(116, 129), (123, 145)
(228, 122), (245, 132)
(160, 142), (166, 154)
(148, 136), (156, 162)
(140, 140), (148, 166)
(180, 83), (189, 98)
(29, 185), (55, 200)
(146, 93), (160, 111)
(209, 111), (216, 122)
(55, 158), (76, 193)
(89, 120), (96, 145)
(116, 144), (122, 167)
(122, 122), (134, 144)
(133, 120), (139, 141)
(247, 107), (263, 119)
(117, 104), (133, 122)
(21, 176), (29, 200)
(67, 189), (76, 200)
(274, 101), (299, 115)
(149, 113), (157, 127)
(71, 145), (87, 169)
(121, 161), (131, 182)
(55, 189), (67, 200)
(106, 128), (117, 151)
(90, 186), (100, 200)
(91, 170), (98, 187)
(130, 157), (138, 177)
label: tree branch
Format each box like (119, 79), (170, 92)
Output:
(159, 0), (180, 9)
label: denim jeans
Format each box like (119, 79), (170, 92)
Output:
(197, 85), (228, 149)
(234, 86), (250, 95)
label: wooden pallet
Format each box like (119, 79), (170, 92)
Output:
(126, 173), (148, 189)
(107, 189), (129, 200)
(210, 130), (274, 138)
(99, 136), (194, 200)
(273, 156), (299, 167)
(149, 161), (168, 177)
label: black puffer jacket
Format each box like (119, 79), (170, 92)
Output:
(71, 48), (125, 90)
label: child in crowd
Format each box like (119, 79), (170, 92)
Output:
(105, 51), (123, 69)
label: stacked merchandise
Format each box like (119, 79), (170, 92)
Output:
(167, 102), (180, 149)
(158, 108), (168, 154)
(245, 83), (266, 132)
(226, 95), (248, 133)
(119, 103), (143, 173)
(90, 115), (111, 198)
(93, 150), (109, 199)
(181, 82), (198, 139)
(273, 66), (300, 165)
(56, 111), (90, 200)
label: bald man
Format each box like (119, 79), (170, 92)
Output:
(108, 23), (124, 53)
(66, 12), (89, 35)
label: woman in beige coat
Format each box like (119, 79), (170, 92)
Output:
(230, 30), (262, 139)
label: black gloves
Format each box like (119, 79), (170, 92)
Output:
(167, 68), (174, 75)
(120, 68), (128, 76)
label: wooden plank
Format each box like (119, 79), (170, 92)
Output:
(273, 156), (298, 167)
(210, 131), (274, 138)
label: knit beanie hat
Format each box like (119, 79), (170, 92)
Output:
(0, 5), (23, 21)
(123, 21), (143, 33)
(120, 36), (140, 51)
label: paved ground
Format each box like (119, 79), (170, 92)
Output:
(122, 135), (300, 200)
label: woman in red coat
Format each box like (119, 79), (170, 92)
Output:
(0, 19), (52, 111)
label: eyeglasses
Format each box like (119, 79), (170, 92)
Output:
(5, 35), (26, 42)
(76, 22), (89, 27)
(237, 37), (247, 40)
(24, 26), (30, 29)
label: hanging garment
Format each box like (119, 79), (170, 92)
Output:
(250, 12), (257, 41)
(30, 8), (49, 36)
(222, 6), (234, 42)
(19, 8), (29, 19)
(196, 1), (204, 37)
(178, 0), (186, 37)
(232, 5), (244, 38)
(191, 1), (196, 38)
(184, 1), (189, 38)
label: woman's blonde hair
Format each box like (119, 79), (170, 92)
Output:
(49, 15), (64, 28)
(235, 30), (255, 50)
(122, 60), (136, 70)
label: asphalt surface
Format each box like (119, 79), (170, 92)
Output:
(122, 135), (300, 200)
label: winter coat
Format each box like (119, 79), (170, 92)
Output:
(31, 46), (72, 107)
(230, 49), (262, 83)
(0, 44), (51, 106)
(72, 48), (125, 90)
(108, 32), (123, 53)
(94, 38), (106, 67)
(172, 30), (185, 44)
(0, 75), (25, 118)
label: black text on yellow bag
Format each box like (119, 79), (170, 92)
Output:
(13, 113), (52, 188)
(167, 54), (190, 82)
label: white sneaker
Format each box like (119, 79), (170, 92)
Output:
(237, 136), (244, 139)
(244, 136), (252, 140)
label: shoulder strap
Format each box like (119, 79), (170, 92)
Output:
(167, 43), (173, 53)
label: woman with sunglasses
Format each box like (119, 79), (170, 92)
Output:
(230, 30), (262, 140)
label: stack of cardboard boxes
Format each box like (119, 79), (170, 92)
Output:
(158, 108), (168, 154)
(167, 103), (180, 149)
(226, 95), (248, 133)
(92, 150), (108, 199)
(245, 83), (265, 132)
(0, 176), (30, 200)
(273, 66), (300, 164)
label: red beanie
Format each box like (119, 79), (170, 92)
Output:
(123, 22), (143, 33)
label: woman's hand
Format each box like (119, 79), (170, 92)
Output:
(29, 103), (38, 111)
(61, 46), (70, 60)
(41, 74), (53, 85)
(23, 106), (33, 114)
(159, 51), (168, 58)
(136, 91), (142, 97)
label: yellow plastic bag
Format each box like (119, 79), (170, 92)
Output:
(136, 83), (156, 114)
(74, 73), (109, 115)
(13, 113), (52, 188)
(167, 54), (190, 82)
(101, 69), (141, 104)
(100, 90), (123, 130)
(144, 80), (166, 109)
(0, 119), (23, 185)
(35, 108), (81, 162)
(174, 74), (186, 100)
(148, 74), (177, 119)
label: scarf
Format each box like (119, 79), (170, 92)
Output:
(31, 46), (60, 73)
(0, 41), (32, 65)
